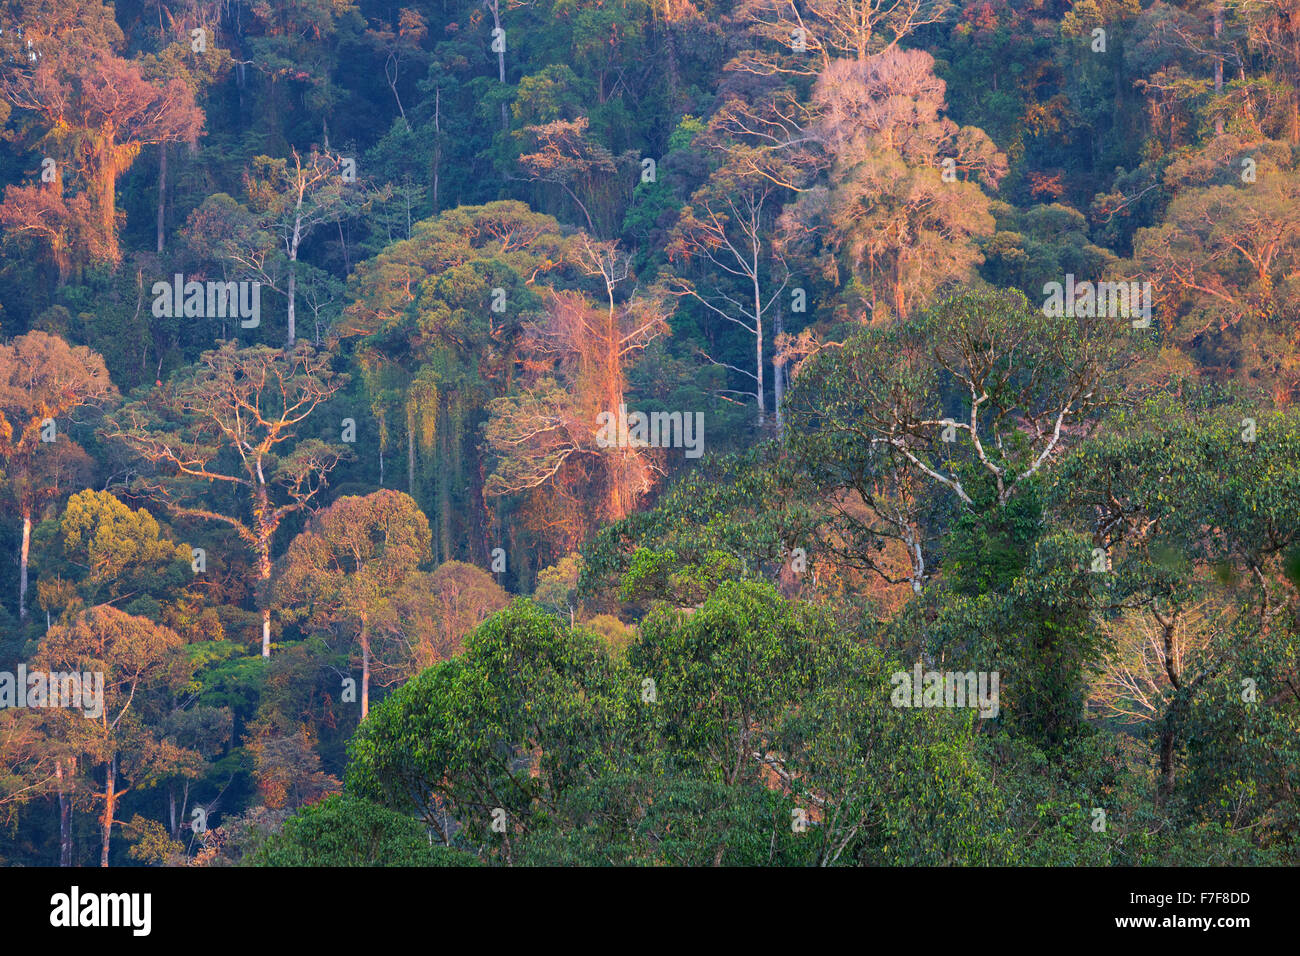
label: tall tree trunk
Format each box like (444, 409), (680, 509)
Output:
(1157, 722), (1176, 802)
(905, 525), (925, 593)
(489, 0), (508, 131)
(607, 421), (626, 521)
(286, 252), (298, 347)
(753, 267), (765, 426)
(93, 152), (121, 264)
(360, 624), (371, 721)
(388, 57), (410, 131)
(100, 754), (116, 867)
(57, 758), (73, 866)
(337, 218), (351, 273)
(18, 509), (31, 620)
(258, 495), (274, 658)
(602, 293), (629, 519)
(179, 782), (191, 841)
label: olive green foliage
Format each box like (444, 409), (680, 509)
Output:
(580, 447), (819, 603)
(249, 794), (479, 867)
(345, 584), (1107, 865)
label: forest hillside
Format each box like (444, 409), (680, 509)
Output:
(0, 0), (1298, 867)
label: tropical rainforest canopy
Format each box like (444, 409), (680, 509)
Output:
(0, 0), (1298, 867)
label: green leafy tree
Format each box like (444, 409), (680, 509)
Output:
(34, 489), (191, 624)
(1051, 401), (1300, 793)
(784, 288), (1125, 590)
(249, 793), (479, 867)
(347, 600), (635, 863)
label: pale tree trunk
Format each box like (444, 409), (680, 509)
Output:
(905, 526), (925, 594)
(100, 754), (116, 867)
(489, 0), (508, 131)
(595, 267), (633, 520)
(286, 217), (301, 347)
(286, 267), (298, 345)
(18, 510), (31, 620)
(337, 219), (351, 274)
(388, 56), (410, 131)
(360, 625), (371, 721)
(259, 540), (272, 658)
(257, 482), (274, 658)
(752, 257), (766, 426)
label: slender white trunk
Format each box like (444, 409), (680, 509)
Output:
(360, 624), (371, 721)
(753, 258), (765, 426)
(286, 222), (300, 347)
(490, 0), (508, 130)
(18, 512), (31, 620)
